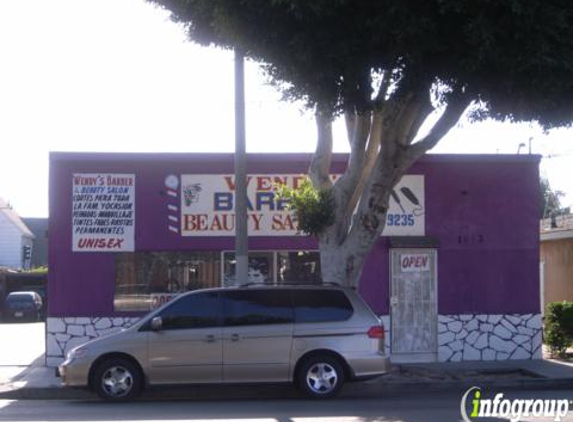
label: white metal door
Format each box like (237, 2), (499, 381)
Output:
(390, 249), (437, 363)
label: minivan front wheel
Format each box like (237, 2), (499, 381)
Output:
(297, 355), (344, 398)
(93, 358), (142, 401)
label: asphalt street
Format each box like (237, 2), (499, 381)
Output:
(1, 389), (573, 422)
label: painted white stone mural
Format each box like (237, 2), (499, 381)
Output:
(46, 317), (140, 367)
(438, 314), (542, 362)
(46, 313), (542, 366)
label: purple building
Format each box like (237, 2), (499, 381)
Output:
(46, 152), (542, 366)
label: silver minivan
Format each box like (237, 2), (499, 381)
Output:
(58, 285), (390, 401)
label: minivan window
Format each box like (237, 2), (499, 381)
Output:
(5, 294), (38, 308)
(157, 291), (221, 330)
(223, 290), (294, 326)
(294, 290), (353, 323)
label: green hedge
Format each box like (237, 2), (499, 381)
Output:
(544, 301), (573, 357)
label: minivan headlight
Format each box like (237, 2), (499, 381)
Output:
(66, 347), (89, 361)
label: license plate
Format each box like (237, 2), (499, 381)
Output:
(14, 312), (23, 317)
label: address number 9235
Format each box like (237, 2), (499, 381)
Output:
(386, 213), (415, 226)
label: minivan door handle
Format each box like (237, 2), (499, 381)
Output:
(230, 334), (240, 342)
(205, 335), (216, 343)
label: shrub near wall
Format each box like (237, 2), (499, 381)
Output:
(544, 301), (573, 357)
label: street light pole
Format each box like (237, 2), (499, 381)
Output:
(234, 48), (248, 285)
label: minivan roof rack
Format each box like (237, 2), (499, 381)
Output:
(237, 282), (342, 288)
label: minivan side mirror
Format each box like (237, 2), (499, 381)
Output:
(151, 316), (163, 332)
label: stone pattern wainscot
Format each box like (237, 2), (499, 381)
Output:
(438, 314), (542, 362)
(46, 317), (140, 367)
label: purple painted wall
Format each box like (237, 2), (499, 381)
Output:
(48, 153), (540, 317)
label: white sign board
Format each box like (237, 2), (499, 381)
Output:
(72, 173), (135, 252)
(180, 174), (424, 237)
(383, 175), (425, 236)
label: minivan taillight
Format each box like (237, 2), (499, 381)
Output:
(367, 326), (385, 339)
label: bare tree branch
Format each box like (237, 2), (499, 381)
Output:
(341, 109), (383, 223)
(337, 112), (371, 194)
(309, 110), (334, 189)
(396, 89), (433, 146)
(344, 110), (356, 146)
(345, 90), (471, 252)
(331, 112), (374, 243)
(406, 92), (472, 160)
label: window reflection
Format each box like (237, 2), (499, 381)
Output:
(115, 250), (321, 312)
(278, 251), (321, 284)
(114, 252), (220, 312)
(223, 252), (273, 286)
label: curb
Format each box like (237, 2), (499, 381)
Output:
(2, 378), (573, 401)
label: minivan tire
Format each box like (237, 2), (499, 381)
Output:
(297, 355), (345, 399)
(93, 358), (142, 402)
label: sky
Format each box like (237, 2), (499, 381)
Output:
(0, 0), (572, 218)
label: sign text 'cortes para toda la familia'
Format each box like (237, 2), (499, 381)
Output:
(178, 174), (425, 237)
(72, 173), (135, 252)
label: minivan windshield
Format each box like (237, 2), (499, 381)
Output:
(7, 294), (33, 302)
(5, 294), (35, 309)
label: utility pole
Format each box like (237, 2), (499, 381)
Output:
(234, 48), (248, 285)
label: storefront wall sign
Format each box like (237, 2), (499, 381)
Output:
(72, 173), (135, 252)
(180, 174), (425, 237)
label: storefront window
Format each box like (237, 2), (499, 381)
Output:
(115, 250), (321, 311)
(278, 251), (321, 284)
(114, 252), (221, 312)
(223, 251), (274, 286)
(223, 250), (320, 286)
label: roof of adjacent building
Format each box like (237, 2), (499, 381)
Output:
(0, 198), (35, 238)
(540, 214), (573, 241)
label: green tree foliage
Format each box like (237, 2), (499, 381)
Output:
(544, 301), (573, 358)
(275, 179), (335, 237)
(540, 176), (570, 219)
(151, 0), (572, 128)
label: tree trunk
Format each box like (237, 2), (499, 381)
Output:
(318, 234), (367, 287)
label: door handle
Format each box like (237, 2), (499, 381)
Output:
(205, 335), (216, 343)
(230, 333), (240, 342)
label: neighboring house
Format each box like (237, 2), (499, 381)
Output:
(540, 214), (573, 312)
(0, 198), (35, 270)
(22, 218), (49, 268)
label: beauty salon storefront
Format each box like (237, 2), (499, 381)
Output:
(47, 152), (542, 366)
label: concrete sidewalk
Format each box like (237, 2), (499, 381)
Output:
(1, 356), (573, 401)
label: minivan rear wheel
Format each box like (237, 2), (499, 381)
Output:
(297, 355), (344, 399)
(93, 358), (142, 401)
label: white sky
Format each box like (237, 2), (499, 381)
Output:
(0, 0), (571, 218)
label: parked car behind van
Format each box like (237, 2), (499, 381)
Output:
(58, 285), (389, 401)
(2, 291), (43, 322)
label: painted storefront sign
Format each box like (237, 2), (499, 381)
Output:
(180, 174), (424, 236)
(72, 173), (135, 252)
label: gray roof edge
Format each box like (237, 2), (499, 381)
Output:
(541, 229), (573, 242)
